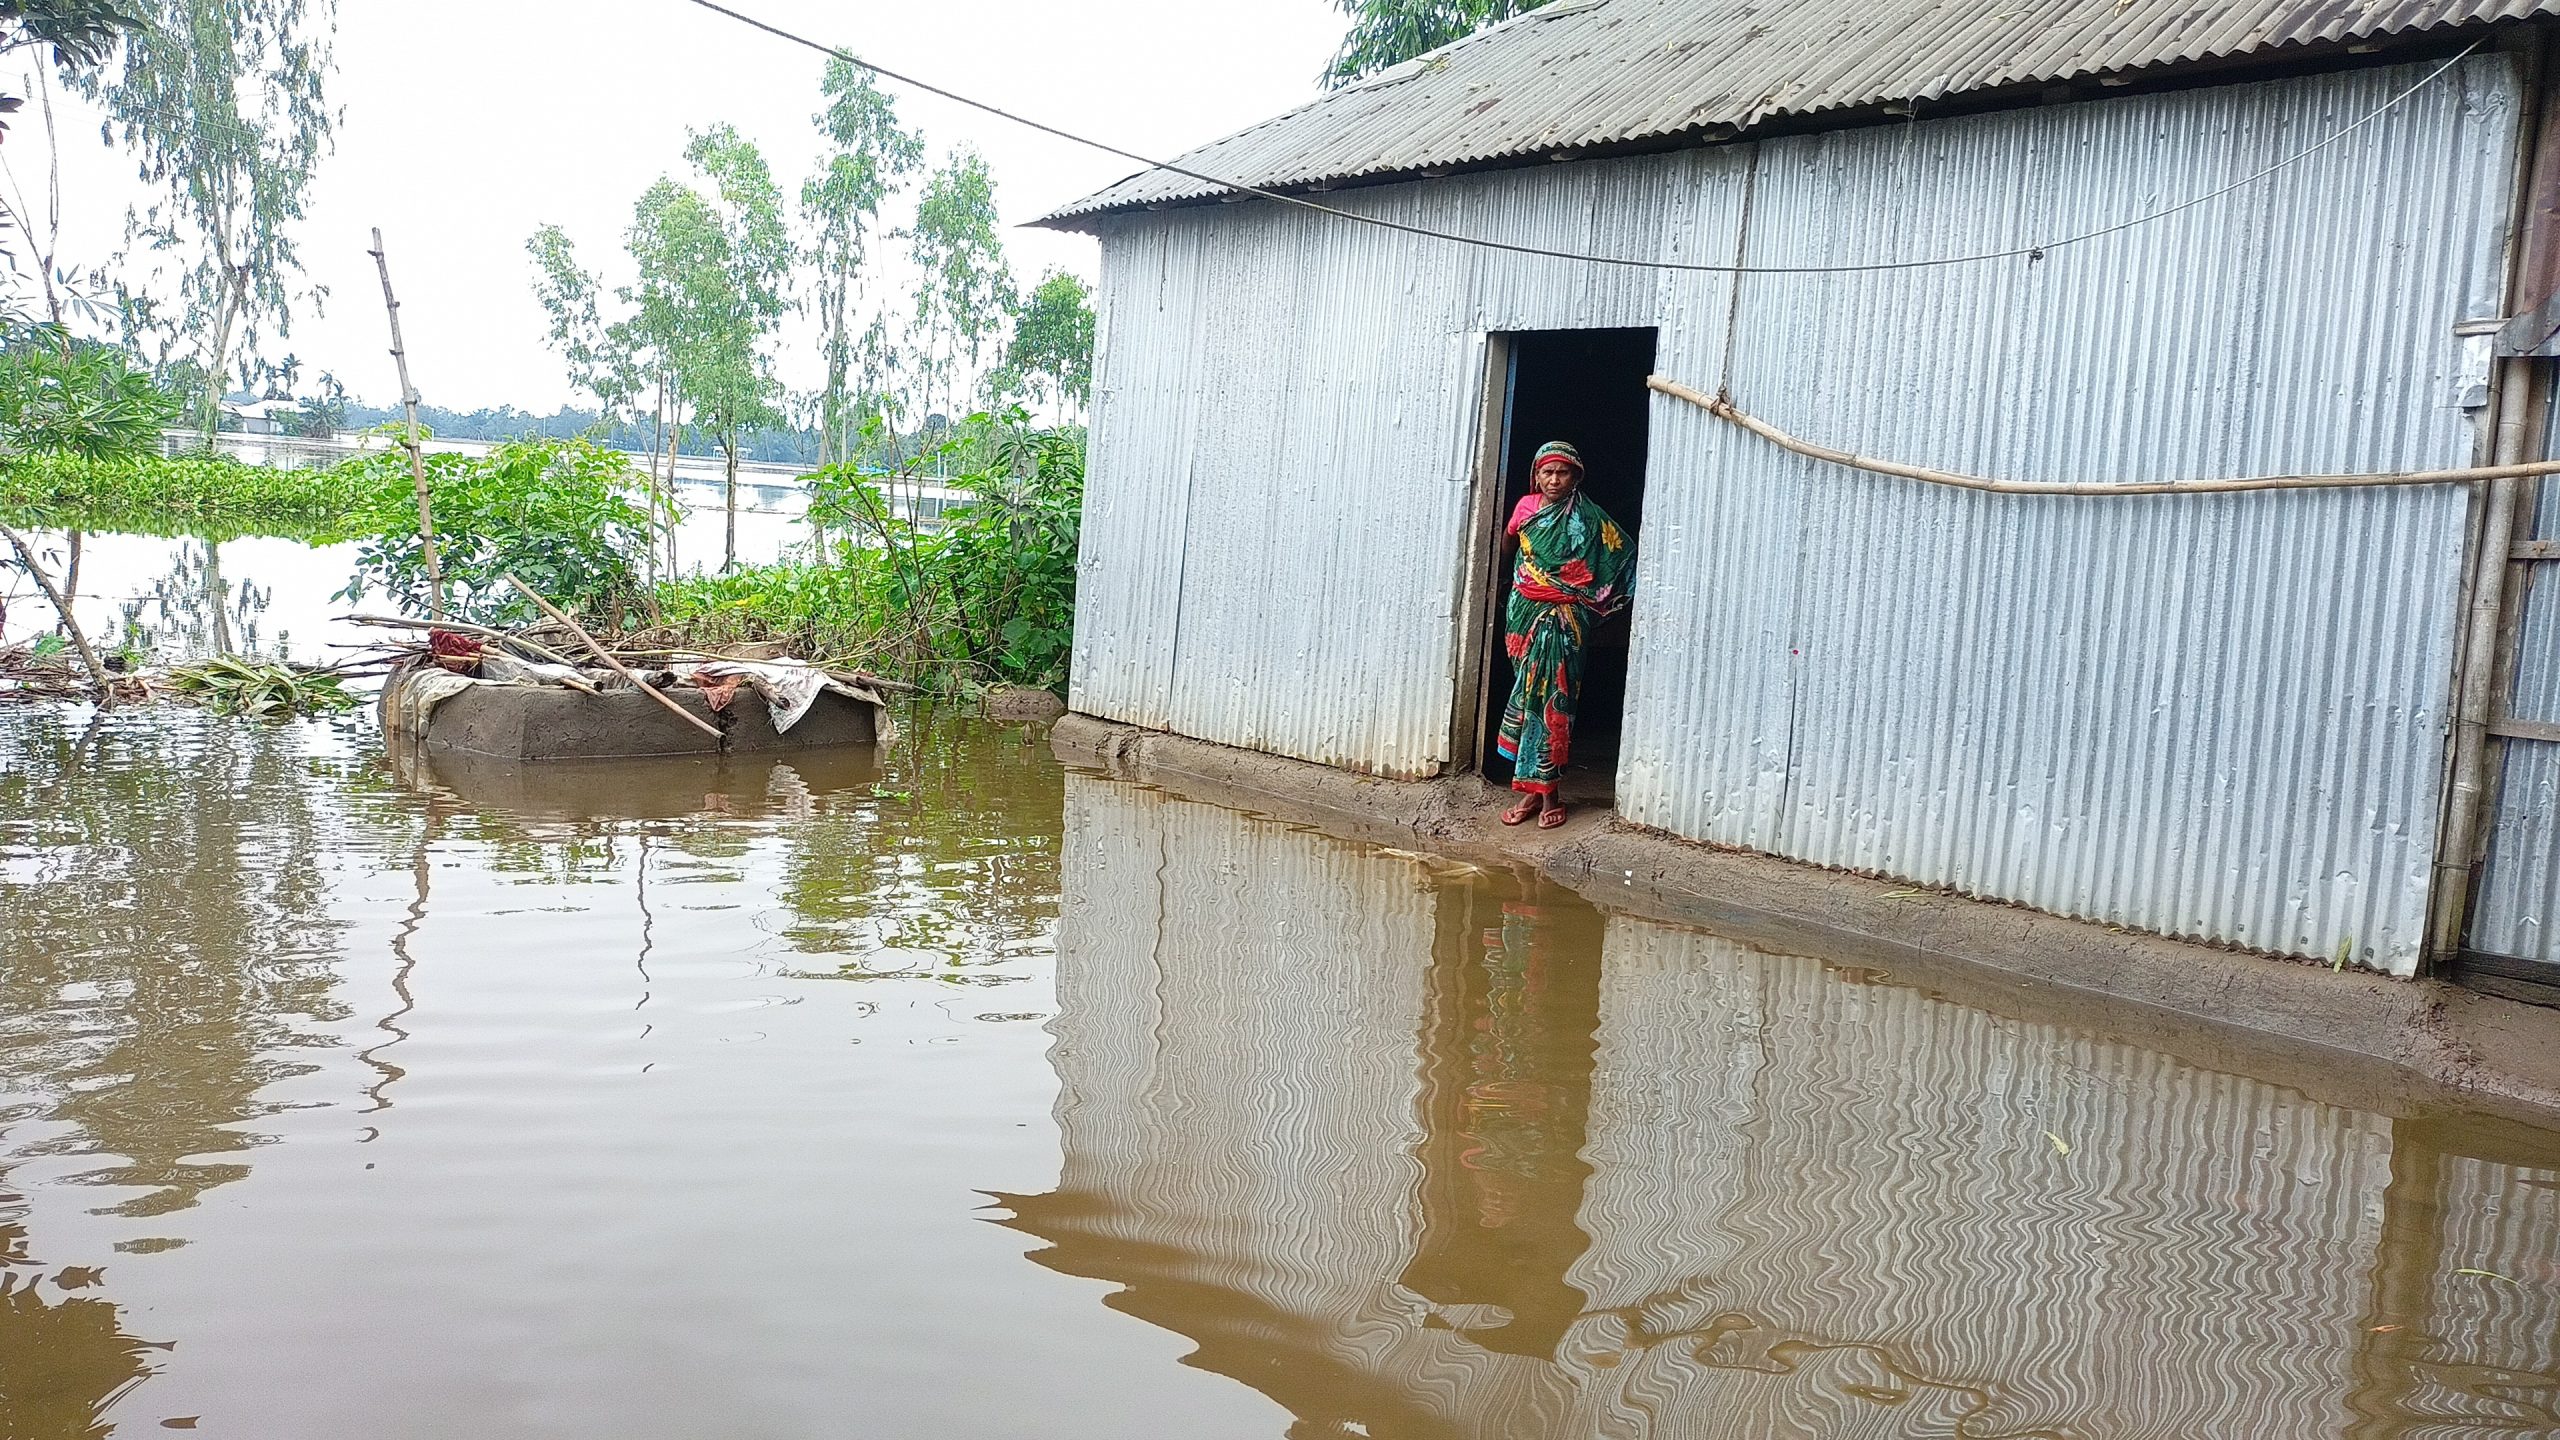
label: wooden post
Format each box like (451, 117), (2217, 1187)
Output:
(369, 228), (444, 623)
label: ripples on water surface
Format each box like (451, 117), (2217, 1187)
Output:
(0, 707), (2554, 1438)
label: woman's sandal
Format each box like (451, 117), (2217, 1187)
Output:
(1538, 805), (1569, 830)
(1502, 797), (1541, 826)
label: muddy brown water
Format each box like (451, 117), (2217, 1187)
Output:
(1, 706), (2556, 1438)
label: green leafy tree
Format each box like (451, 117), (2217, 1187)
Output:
(802, 58), (920, 467)
(1324, 0), (1547, 88)
(0, 2), (141, 146)
(906, 149), (1014, 420)
(0, 327), (173, 694)
(631, 126), (791, 572)
(526, 223), (639, 420)
(334, 436), (660, 627)
(72, 0), (336, 440)
(1006, 269), (1093, 420)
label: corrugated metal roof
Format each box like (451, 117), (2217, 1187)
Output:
(1045, 0), (2558, 223)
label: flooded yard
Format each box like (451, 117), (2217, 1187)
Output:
(1, 701), (2557, 1437)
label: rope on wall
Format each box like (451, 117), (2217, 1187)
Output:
(1647, 375), (2560, 495)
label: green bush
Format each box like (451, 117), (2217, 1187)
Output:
(658, 412), (1082, 688)
(334, 437), (663, 626)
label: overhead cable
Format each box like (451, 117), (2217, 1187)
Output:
(679, 0), (2486, 276)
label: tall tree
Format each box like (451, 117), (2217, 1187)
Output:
(1323, 0), (1547, 88)
(906, 148), (1013, 422)
(1006, 269), (1093, 421)
(801, 58), (919, 468)
(527, 222), (665, 572)
(72, 0), (337, 440)
(630, 125), (791, 572)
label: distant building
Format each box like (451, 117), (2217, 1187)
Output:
(1041, 0), (2560, 983)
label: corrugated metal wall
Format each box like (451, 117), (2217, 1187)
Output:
(1625, 57), (2521, 974)
(1075, 58), (2523, 969)
(2473, 466), (2560, 963)
(1074, 157), (1729, 775)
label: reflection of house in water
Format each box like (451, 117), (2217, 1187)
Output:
(1000, 776), (2560, 1439)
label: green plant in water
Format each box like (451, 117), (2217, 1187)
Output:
(0, 449), (363, 539)
(334, 436), (665, 626)
(166, 655), (359, 717)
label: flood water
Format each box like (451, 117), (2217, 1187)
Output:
(3, 706), (2559, 1438)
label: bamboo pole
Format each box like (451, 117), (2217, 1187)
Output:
(369, 228), (444, 622)
(502, 574), (724, 740)
(1648, 374), (2560, 494)
(1, 520), (113, 706)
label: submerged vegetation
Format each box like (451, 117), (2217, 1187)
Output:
(0, 449), (360, 538)
(165, 655), (361, 717)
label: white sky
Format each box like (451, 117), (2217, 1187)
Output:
(20, 0), (1346, 414)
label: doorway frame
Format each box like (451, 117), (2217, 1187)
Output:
(1445, 333), (1516, 777)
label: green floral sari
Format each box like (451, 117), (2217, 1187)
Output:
(1497, 493), (1633, 795)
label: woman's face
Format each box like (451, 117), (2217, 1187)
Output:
(1534, 459), (1581, 501)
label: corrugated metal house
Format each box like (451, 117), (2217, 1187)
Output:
(1038, 0), (2560, 981)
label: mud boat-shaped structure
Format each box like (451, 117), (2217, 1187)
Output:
(381, 654), (891, 761)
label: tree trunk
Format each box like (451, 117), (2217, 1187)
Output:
(2, 521), (112, 706)
(59, 530), (80, 631)
(723, 434), (739, 573)
(203, 538), (234, 655)
(664, 407), (683, 575)
(202, 289), (238, 450)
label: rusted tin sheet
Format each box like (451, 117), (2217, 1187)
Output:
(1046, 0), (2555, 224)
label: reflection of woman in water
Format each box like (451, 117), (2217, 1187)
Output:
(1498, 441), (1633, 829)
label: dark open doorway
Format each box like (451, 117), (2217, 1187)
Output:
(1470, 327), (1656, 805)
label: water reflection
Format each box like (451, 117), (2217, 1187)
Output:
(1005, 775), (2560, 1440)
(0, 705), (2552, 1437)
(0, 708), (352, 1223)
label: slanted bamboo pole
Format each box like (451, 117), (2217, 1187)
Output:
(503, 574), (724, 741)
(341, 614), (602, 692)
(369, 228), (444, 622)
(1, 520), (112, 706)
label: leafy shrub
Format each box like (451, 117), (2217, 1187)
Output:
(335, 437), (663, 626)
(660, 411), (1082, 688)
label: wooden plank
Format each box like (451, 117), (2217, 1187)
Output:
(2490, 716), (2560, 744)
(2514, 538), (2560, 560)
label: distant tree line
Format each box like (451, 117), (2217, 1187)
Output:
(329, 400), (826, 466)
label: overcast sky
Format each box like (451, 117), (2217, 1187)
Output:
(23, 0), (1346, 414)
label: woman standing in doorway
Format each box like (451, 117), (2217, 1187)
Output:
(1499, 440), (1634, 829)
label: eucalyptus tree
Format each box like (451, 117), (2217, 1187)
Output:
(658, 124), (791, 571)
(802, 58), (920, 468)
(1006, 269), (1094, 421)
(906, 149), (1014, 422)
(71, 0), (337, 440)
(1323, 0), (1547, 87)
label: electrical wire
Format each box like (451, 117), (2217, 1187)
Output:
(679, 0), (2488, 276)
